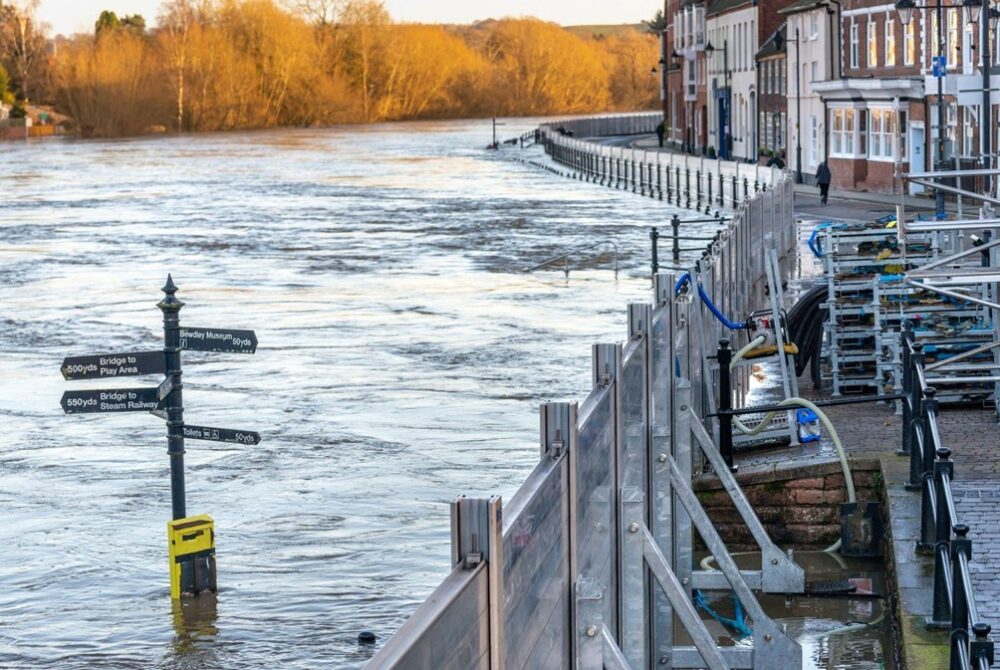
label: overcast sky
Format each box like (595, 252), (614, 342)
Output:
(38, 0), (657, 37)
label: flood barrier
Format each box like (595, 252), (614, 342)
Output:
(368, 115), (798, 669)
(537, 113), (783, 214)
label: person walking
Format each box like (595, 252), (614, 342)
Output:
(655, 121), (665, 148)
(816, 161), (832, 205)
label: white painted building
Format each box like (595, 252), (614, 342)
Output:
(706, 1), (758, 161)
(780, 0), (839, 184)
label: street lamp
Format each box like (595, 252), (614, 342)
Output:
(705, 40), (731, 159)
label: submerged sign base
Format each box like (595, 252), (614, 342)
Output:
(168, 514), (218, 600)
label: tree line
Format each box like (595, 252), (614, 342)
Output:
(0, 0), (661, 137)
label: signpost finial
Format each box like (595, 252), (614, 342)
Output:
(158, 274), (184, 311)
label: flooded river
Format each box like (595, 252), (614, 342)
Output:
(0, 119), (889, 669)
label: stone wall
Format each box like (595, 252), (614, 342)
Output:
(694, 457), (883, 550)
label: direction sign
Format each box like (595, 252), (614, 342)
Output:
(61, 387), (162, 414)
(61, 351), (165, 380)
(182, 424), (261, 445)
(180, 328), (257, 354)
(158, 376), (175, 401)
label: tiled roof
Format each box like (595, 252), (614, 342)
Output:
(756, 24), (787, 59)
(778, 0), (828, 15)
(707, 0), (754, 17)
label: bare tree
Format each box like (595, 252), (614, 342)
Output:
(0, 0), (48, 103)
(159, 0), (194, 131)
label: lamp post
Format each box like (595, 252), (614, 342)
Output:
(897, 0), (948, 215)
(898, 0), (996, 210)
(705, 40), (731, 159)
(962, 0), (999, 195)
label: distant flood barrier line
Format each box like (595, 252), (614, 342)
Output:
(538, 112), (784, 214)
(365, 114), (798, 669)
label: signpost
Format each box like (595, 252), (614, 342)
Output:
(59, 275), (259, 600)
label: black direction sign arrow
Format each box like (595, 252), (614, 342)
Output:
(180, 328), (257, 354)
(61, 351), (165, 380)
(182, 424), (261, 445)
(61, 387), (162, 414)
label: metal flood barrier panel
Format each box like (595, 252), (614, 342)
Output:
(368, 114), (799, 670)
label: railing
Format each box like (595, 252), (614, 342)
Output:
(367, 115), (798, 670)
(900, 328), (996, 669)
(538, 114), (784, 214)
(524, 240), (620, 277)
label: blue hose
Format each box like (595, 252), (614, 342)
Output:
(693, 589), (753, 638)
(674, 273), (748, 330)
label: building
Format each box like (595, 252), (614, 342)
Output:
(812, 0), (925, 193)
(755, 25), (788, 166)
(705, 0), (758, 159)
(672, 0), (710, 153)
(780, 0), (839, 184)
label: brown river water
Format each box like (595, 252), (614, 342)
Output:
(0, 119), (889, 669)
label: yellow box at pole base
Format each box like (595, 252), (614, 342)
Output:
(168, 514), (217, 600)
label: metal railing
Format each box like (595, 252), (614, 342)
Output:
(538, 114), (784, 214)
(900, 328), (996, 669)
(367, 116), (798, 670)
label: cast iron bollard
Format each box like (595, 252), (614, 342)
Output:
(950, 524), (973, 657)
(905, 343), (926, 490)
(707, 176), (713, 206)
(899, 329), (913, 457)
(731, 175), (738, 206)
(671, 215), (681, 264)
(650, 227), (660, 277)
(920, 387), (939, 482)
(743, 177), (749, 199)
(717, 340), (735, 471)
(929, 447), (953, 625)
(972, 624), (995, 668)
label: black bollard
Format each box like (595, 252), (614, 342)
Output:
(650, 227), (660, 277)
(671, 215), (680, 264)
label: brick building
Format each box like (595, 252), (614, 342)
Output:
(756, 25), (788, 165)
(672, 0), (710, 153)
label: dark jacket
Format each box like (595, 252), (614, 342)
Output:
(816, 163), (832, 185)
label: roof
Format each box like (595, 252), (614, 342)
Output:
(706, 0), (754, 17)
(778, 0), (829, 16)
(756, 24), (787, 59)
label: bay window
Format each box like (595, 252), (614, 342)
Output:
(868, 108), (896, 160)
(831, 108), (858, 156)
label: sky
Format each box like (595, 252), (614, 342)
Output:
(38, 0), (657, 37)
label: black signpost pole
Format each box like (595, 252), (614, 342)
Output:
(159, 275), (186, 521)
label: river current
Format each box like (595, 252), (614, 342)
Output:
(0, 119), (714, 668)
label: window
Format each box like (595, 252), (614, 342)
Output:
(931, 12), (940, 69)
(851, 22), (860, 68)
(810, 13), (819, 39)
(803, 62), (808, 94)
(809, 115), (818, 165)
(868, 18), (878, 68)
(948, 9), (959, 63)
(885, 17), (896, 66)
(811, 61), (818, 85)
(831, 108), (857, 156)
(964, 22), (973, 73)
(962, 107), (976, 156)
(778, 112), (786, 149)
(904, 20), (915, 65)
(869, 108), (896, 160)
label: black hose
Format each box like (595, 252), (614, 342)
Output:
(785, 284), (828, 381)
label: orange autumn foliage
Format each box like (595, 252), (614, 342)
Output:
(46, 1), (661, 137)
